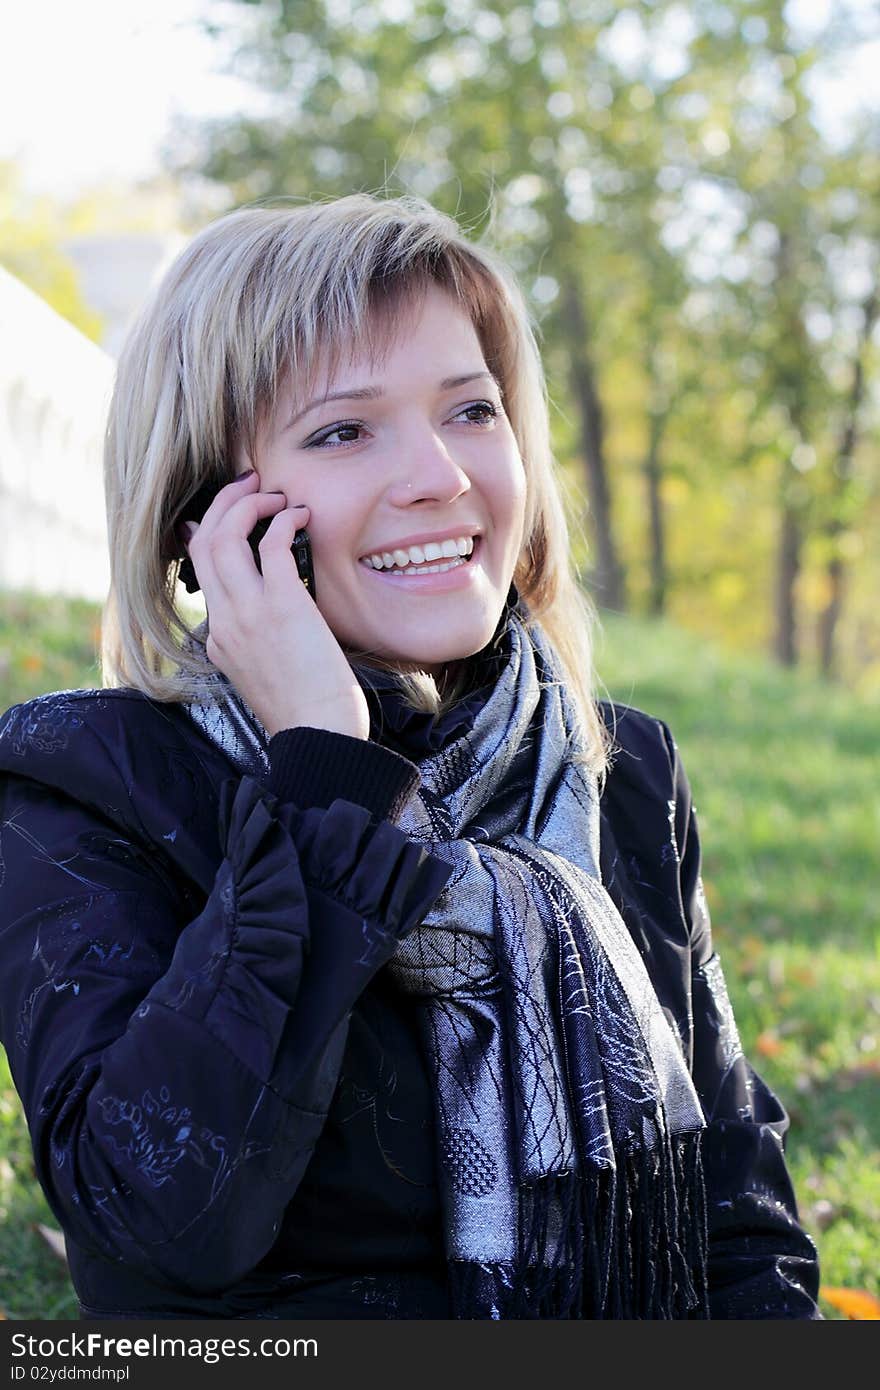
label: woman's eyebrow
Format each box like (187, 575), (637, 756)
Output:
(286, 370), (500, 430)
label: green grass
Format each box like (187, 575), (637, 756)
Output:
(0, 591), (103, 708)
(0, 592), (104, 1318)
(0, 1070), (79, 1319)
(0, 593), (877, 1319)
(595, 611), (880, 1318)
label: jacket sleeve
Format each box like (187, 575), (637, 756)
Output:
(0, 719), (452, 1297)
(662, 722), (822, 1319)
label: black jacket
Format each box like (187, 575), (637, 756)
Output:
(0, 685), (821, 1319)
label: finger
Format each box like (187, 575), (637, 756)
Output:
(198, 468), (261, 531)
(177, 469), (261, 587)
(257, 505), (311, 589)
(191, 491), (288, 608)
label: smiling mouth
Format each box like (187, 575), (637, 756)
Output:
(359, 537), (481, 576)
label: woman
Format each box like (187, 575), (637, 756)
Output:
(0, 194), (820, 1319)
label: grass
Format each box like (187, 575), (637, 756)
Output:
(595, 611), (880, 1318)
(0, 592), (877, 1319)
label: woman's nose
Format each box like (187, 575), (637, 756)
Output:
(388, 428), (472, 505)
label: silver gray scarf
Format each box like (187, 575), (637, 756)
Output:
(181, 608), (709, 1318)
(380, 611), (707, 1317)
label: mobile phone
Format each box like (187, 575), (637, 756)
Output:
(175, 481), (316, 602)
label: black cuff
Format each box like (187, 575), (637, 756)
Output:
(265, 727), (421, 822)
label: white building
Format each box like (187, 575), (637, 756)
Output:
(0, 231), (184, 602)
(0, 266), (114, 601)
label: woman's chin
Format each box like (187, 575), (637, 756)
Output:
(371, 631), (493, 675)
(333, 591), (510, 674)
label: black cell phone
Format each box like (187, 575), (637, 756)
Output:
(175, 481), (316, 602)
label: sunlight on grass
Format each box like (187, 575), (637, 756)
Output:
(598, 611), (880, 1315)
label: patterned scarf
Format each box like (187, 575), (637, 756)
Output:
(182, 595), (709, 1318)
(369, 604), (709, 1319)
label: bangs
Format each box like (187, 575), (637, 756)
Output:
(238, 232), (511, 456)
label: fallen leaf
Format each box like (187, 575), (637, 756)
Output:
(36, 1223), (68, 1262)
(790, 963), (818, 987)
(820, 1286), (880, 1320)
(755, 1030), (784, 1058)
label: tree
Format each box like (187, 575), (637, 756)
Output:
(177, 0), (878, 677)
(0, 163), (103, 341)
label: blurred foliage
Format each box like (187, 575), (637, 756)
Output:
(0, 162), (104, 342)
(0, 592), (102, 712)
(169, 0), (879, 690)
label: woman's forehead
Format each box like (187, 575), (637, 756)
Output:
(292, 287), (483, 398)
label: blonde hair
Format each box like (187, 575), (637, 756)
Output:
(100, 193), (610, 775)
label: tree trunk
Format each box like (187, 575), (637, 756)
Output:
(644, 406), (668, 617)
(817, 285), (877, 678)
(771, 230), (809, 668)
(558, 274), (627, 611)
(774, 490), (801, 666)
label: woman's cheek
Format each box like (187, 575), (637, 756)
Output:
(308, 484), (369, 573)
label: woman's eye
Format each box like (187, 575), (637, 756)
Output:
(307, 421), (365, 448)
(455, 400), (499, 426)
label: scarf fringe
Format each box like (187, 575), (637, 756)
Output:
(447, 1128), (709, 1319)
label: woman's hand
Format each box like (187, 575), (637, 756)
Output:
(180, 471), (370, 741)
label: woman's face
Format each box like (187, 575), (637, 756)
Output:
(246, 284), (528, 675)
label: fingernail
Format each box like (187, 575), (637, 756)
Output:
(237, 468), (256, 481)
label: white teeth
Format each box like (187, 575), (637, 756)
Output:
(362, 535), (476, 569)
(387, 557), (467, 576)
